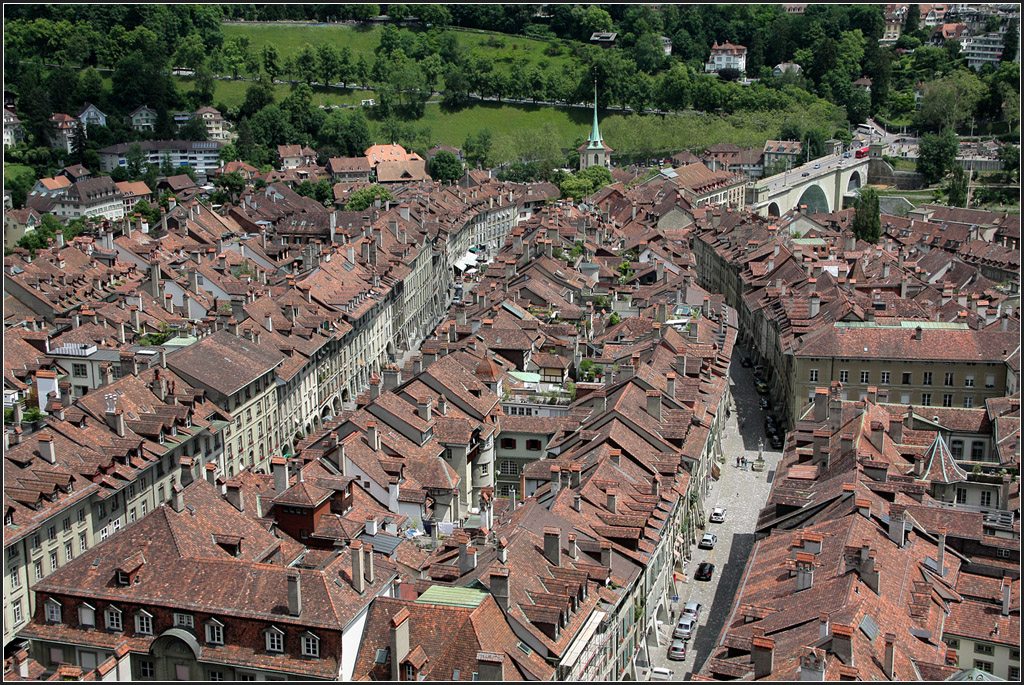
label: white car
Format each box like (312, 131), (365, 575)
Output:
(710, 507), (726, 523)
(650, 667), (674, 680)
(699, 533), (718, 549)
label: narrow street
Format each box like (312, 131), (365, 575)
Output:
(645, 347), (785, 680)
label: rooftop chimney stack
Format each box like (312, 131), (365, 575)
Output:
(351, 540), (366, 593)
(543, 527), (562, 567)
(752, 631), (775, 679)
(287, 571), (302, 616)
(390, 608), (410, 682)
(490, 568), (510, 611)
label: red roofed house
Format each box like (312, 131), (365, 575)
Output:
(705, 42), (747, 73)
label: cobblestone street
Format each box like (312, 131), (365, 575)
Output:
(645, 347), (786, 680)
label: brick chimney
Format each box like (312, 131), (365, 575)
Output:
(272, 457), (288, 493)
(887, 504), (906, 547)
(351, 540), (365, 593)
(646, 389), (662, 421)
(830, 624), (854, 665)
(795, 552), (815, 591)
(38, 434), (56, 465)
(490, 568), (509, 611)
(884, 633), (896, 679)
(543, 527), (562, 566)
(364, 542), (375, 584)
(287, 570), (302, 616)
(606, 488), (618, 513)
(390, 607), (410, 682)
(600, 540), (612, 568)
(225, 483), (244, 513)
(752, 630), (775, 679)
(477, 652), (506, 681)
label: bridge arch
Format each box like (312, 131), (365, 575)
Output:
(796, 184), (829, 215)
(767, 202), (781, 217)
(847, 170), (863, 193)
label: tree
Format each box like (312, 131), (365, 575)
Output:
(998, 144), (1019, 184)
(179, 115), (209, 141)
(126, 142), (145, 179)
(260, 44), (281, 80)
(174, 32), (207, 71)
(1002, 21), (1018, 62)
(345, 185), (395, 211)
(916, 71), (986, 132)
(463, 129), (492, 169)
(239, 76), (275, 119)
(945, 164), (968, 208)
(132, 199), (161, 226)
(313, 179), (333, 206)
(214, 171), (246, 204)
(318, 109), (371, 157)
(916, 130), (958, 184)
(904, 4), (920, 37)
(851, 187), (881, 244)
(429, 150), (463, 183)
(316, 43), (340, 86)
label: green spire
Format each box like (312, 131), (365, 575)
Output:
(588, 81), (602, 148)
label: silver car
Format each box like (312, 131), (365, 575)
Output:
(683, 601), (702, 621)
(668, 639), (687, 660)
(673, 616), (696, 640)
(710, 507), (726, 523)
(699, 533), (718, 549)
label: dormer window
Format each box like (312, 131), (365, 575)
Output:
(79, 602), (96, 628)
(105, 606), (122, 631)
(135, 609), (153, 635)
(173, 612), (194, 629)
(116, 571), (130, 586)
(301, 632), (320, 658)
(205, 618), (224, 645)
(265, 625), (284, 653)
(45, 598), (63, 624)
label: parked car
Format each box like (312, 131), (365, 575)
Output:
(695, 562), (715, 581)
(755, 380), (769, 394)
(813, 163), (821, 168)
(683, 602), (703, 621)
(740, 356), (753, 368)
(668, 639), (688, 661)
(758, 397), (770, 410)
(843, 151), (851, 158)
(650, 667), (675, 680)
(770, 433), (784, 449)
(699, 533), (718, 549)
(753, 364), (767, 377)
(710, 507), (726, 523)
(673, 616), (697, 640)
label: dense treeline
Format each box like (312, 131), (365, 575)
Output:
(3, 4), (1018, 191)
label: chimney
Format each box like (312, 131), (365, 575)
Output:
(543, 527), (562, 566)
(14, 650), (29, 680)
(795, 552), (815, 591)
(887, 504), (906, 547)
(497, 536), (508, 564)
(752, 632), (775, 679)
(351, 540), (366, 593)
(819, 613), (830, 640)
(610, 449), (621, 467)
(382, 366), (401, 392)
(831, 624), (853, 665)
(490, 568), (509, 611)
(568, 533), (578, 560)
(364, 543), (375, 584)
(38, 434), (56, 464)
(272, 457), (288, 493)
(606, 488), (618, 514)
(367, 421), (381, 451)
(390, 607), (410, 682)
(600, 540), (612, 568)
(573, 492), (582, 512)
(226, 483), (244, 513)
(1002, 578), (1012, 617)
(265, 315), (273, 333)
(646, 389), (662, 421)
(1001, 474), (1012, 510)
(937, 528), (947, 577)
(809, 293), (820, 317)
(412, 355), (423, 375)
(569, 463), (581, 488)
(477, 652), (505, 681)
(365, 516), (378, 536)
(666, 372), (676, 398)
(458, 539), (478, 575)
(287, 571), (302, 616)
(813, 388), (828, 422)
(171, 484), (184, 512)
(883, 633), (896, 679)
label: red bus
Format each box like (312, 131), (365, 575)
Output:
(855, 147), (869, 158)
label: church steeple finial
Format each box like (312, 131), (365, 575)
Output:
(589, 80), (602, 147)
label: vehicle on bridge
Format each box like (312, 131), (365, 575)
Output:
(855, 147), (869, 158)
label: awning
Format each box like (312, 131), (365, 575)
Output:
(453, 251), (478, 271)
(559, 609), (606, 670)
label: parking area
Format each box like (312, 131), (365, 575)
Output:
(644, 347), (785, 681)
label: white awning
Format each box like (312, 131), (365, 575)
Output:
(559, 609), (606, 671)
(453, 251), (479, 271)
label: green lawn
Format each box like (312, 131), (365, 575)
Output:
(4, 164), (34, 184)
(176, 76), (381, 109)
(416, 100), (590, 149)
(222, 22), (575, 74)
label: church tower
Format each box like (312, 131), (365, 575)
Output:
(579, 82), (613, 171)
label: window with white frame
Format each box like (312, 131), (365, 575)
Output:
(839, 370), (849, 383)
(79, 603), (96, 627)
(964, 396), (974, 408)
(205, 619), (224, 645)
(50, 550), (59, 571)
(45, 598), (62, 623)
(135, 610), (153, 635)
(174, 613), (194, 629)
(499, 460), (519, 476)
(12, 599), (22, 624)
(964, 375), (974, 387)
(301, 633), (320, 658)
(980, 490), (992, 507)
(860, 371), (869, 384)
(266, 626), (284, 653)
(881, 371), (890, 385)
(34, 560), (43, 581)
(971, 442), (985, 460)
(984, 374), (995, 388)
(10, 566), (20, 589)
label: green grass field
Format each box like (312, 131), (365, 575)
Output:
(4, 164), (34, 185)
(416, 101), (591, 148)
(222, 22), (575, 74)
(177, 76), (382, 109)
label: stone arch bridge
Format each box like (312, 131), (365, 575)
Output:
(747, 153), (870, 218)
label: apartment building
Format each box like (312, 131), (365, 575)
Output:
(4, 109), (24, 148)
(97, 140), (225, 180)
(25, 177), (125, 224)
(195, 106), (227, 140)
(126, 105), (158, 133)
(166, 330), (283, 477)
(705, 42), (747, 73)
